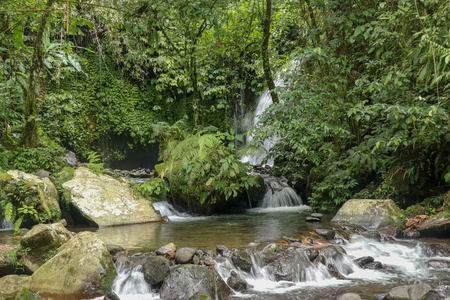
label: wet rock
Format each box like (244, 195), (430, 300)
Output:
(160, 264), (231, 300)
(418, 212), (450, 237)
(20, 222), (74, 273)
(403, 230), (421, 239)
(175, 247), (196, 264)
(421, 243), (450, 257)
(192, 255), (200, 265)
(314, 228), (335, 240)
(231, 249), (252, 273)
(365, 261), (383, 269)
(142, 255), (170, 286)
(106, 244), (124, 255)
(104, 291), (121, 300)
(331, 199), (403, 233)
(384, 283), (439, 300)
(305, 247), (320, 262)
(336, 293), (361, 300)
(227, 270), (248, 292)
(247, 242), (259, 248)
(306, 216), (321, 222)
(62, 167), (162, 226)
(354, 256), (374, 267)
(216, 245), (232, 257)
(0, 275), (31, 300)
(425, 259), (450, 269)
(30, 232), (116, 298)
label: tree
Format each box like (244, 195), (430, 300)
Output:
(261, 0), (279, 104)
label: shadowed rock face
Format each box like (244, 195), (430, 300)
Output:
(30, 231), (116, 298)
(418, 212), (450, 238)
(62, 167), (162, 227)
(331, 199), (403, 233)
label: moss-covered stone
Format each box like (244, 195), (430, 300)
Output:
(61, 167), (162, 226)
(0, 275), (31, 300)
(331, 199), (404, 234)
(30, 231), (117, 298)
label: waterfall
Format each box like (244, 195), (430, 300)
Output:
(258, 175), (302, 208)
(153, 201), (191, 220)
(110, 259), (159, 300)
(0, 218), (13, 231)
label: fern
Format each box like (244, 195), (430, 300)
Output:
(4, 202), (15, 222)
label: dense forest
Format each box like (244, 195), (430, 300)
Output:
(0, 0), (449, 213)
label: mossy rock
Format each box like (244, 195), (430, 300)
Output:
(331, 199), (404, 234)
(30, 231), (116, 298)
(0, 275), (31, 300)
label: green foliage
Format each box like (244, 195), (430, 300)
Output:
(0, 178), (42, 233)
(252, 0), (450, 211)
(155, 121), (258, 212)
(0, 145), (66, 174)
(85, 151), (107, 175)
(138, 178), (169, 201)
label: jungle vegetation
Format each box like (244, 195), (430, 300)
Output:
(0, 0), (449, 212)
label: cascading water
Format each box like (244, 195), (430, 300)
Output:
(108, 258), (159, 300)
(152, 201), (191, 220)
(258, 174), (302, 208)
(0, 217), (13, 231)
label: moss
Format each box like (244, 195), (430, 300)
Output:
(383, 202), (406, 230)
(0, 173), (13, 181)
(100, 260), (117, 294)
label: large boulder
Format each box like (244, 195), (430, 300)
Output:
(142, 255), (170, 286)
(160, 264), (231, 300)
(30, 231), (117, 298)
(331, 199), (403, 233)
(0, 275), (31, 300)
(61, 167), (162, 226)
(418, 212), (450, 237)
(2, 170), (61, 227)
(20, 222), (74, 273)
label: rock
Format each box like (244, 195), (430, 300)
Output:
(227, 270), (248, 292)
(336, 293), (361, 300)
(385, 284), (438, 300)
(404, 230), (421, 239)
(231, 249), (252, 273)
(418, 212), (450, 237)
(311, 213), (323, 219)
(65, 151), (78, 167)
(365, 261), (383, 269)
(33, 170), (51, 178)
(0, 275), (31, 300)
(20, 222), (74, 273)
(306, 216), (321, 222)
(246, 175), (266, 208)
(282, 236), (300, 243)
(4, 170), (61, 227)
(331, 199), (403, 232)
(156, 243), (176, 260)
(103, 291), (121, 300)
(216, 245), (232, 257)
(160, 264), (231, 300)
(106, 244), (124, 255)
(425, 259), (450, 269)
(61, 167), (162, 226)
(314, 228), (335, 240)
(142, 255), (170, 286)
(56, 218), (68, 227)
(354, 256), (374, 268)
(30, 231), (117, 298)
(0, 244), (18, 277)
(247, 242), (259, 248)
(305, 247), (320, 262)
(175, 247), (196, 264)
(421, 243), (450, 257)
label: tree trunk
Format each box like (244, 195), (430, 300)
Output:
(23, 0), (56, 148)
(262, 0), (279, 104)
